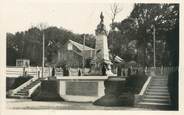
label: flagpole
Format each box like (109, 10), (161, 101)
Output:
(82, 34), (86, 75)
(42, 32), (45, 78)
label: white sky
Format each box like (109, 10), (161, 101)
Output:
(1, 0), (134, 34)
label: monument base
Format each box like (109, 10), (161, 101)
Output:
(31, 80), (64, 101)
(57, 76), (108, 102)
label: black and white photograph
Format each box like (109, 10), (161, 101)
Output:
(1, 0), (181, 112)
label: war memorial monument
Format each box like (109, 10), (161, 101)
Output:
(28, 12), (121, 103)
(6, 5), (179, 109)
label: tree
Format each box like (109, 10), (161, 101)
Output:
(108, 3), (179, 67)
(6, 33), (18, 65)
(129, 3), (179, 66)
(6, 26), (96, 66)
(110, 3), (123, 27)
(108, 18), (138, 62)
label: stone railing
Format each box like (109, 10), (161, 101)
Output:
(147, 66), (178, 76)
(6, 66), (52, 78)
(28, 82), (41, 97)
(134, 76), (152, 104)
(8, 77), (38, 96)
(116, 66), (178, 77)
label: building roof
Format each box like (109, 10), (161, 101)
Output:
(114, 56), (124, 63)
(68, 40), (94, 51)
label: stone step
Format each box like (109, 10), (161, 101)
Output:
(153, 78), (168, 80)
(152, 81), (168, 83)
(148, 86), (168, 89)
(10, 95), (30, 99)
(17, 91), (28, 93)
(152, 82), (168, 84)
(14, 93), (27, 96)
(146, 91), (169, 96)
(30, 82), (39, 84)
(25, 86), (35, 88)
(28, 82), (39, 86)
(151, 81), (168, 84)
(20, 89), (28, 91)
(20, 90), (29, 92)
(149, 86), (168, 89)
(17, 93), (28, 95)
(153, 77), (168, 79)
(136, 76), (172, 110)
(32, 81), (40, 83)
(138, 101), (170, 106)
(144, 95), (170, 99)
(152, 78), (168, 80)
(151, 81), (168, 85)
(24, 86), (33, 88)
(150, 84), (168, 87)
(153, 76), (168, 78)
(149, 85), (168, 88)
(152, 79), (168, 81)
(26, 84), (38, 87)
(150, 85), (168, 88)
(23, 88), (32, 90)
(136, 103), (171, 110)
(147, 89), (168, 92)
(21, 82), (39, 90)
(26, 86), (36, 88)
(151, 82), (167, 86)
(15, 91), (27, 94)
(142, 98), (170, 103)
(10, 79), (41, 98)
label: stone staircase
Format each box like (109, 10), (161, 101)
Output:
(9, 78), (41, 98)
(137, 76), (171, 109)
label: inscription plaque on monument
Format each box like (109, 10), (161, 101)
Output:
(66, 82), (98, 96)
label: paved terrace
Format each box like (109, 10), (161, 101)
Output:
(6, 98), (156, 110)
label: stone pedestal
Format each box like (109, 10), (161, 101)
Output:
(58, 76), (108, 102)
(93, 77), (134, 106)
(32, 80), (64, 101)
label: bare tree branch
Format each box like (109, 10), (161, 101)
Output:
(110, 3), (123, 23)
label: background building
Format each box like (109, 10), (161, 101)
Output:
(55, 40), (95, 68)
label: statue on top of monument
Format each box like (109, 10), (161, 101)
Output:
(100, 12), (104, 23)
(95, 12), (107, 35)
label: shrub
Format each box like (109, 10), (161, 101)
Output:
(125, 72), (148, 94)
(10, 75), (33, 89)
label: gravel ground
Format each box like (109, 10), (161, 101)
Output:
(6, 98), (154, 110)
